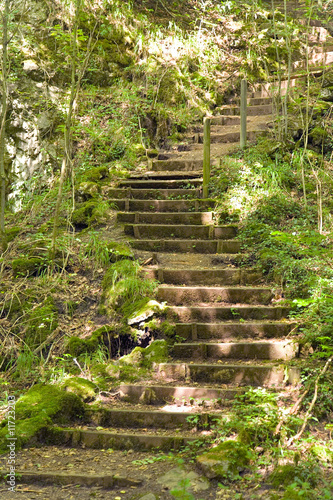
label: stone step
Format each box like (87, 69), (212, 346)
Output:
(107, 188), (200, 200)
(151, 159), (203, 171)
(146, 268), (261, 285)
(124, 224), (237, 240)
(85, 407), (213, 430)
(0, 469), (142, 489)
(175, 321), (296, 340)
(173, 340), (297, 361)
(214, 104), (272, 116)
(168, 305), (289, 322)
(158, 285), (273, 305)
(196, 128), (267, 144)
(130, 239), (240, 253)
(127, 171), (203, 179)
(117, 211), (214, 225)
(117, 179), (202, 189)
(110, 199), (215, 212)
(118, 383), (243, 405)
(44, 427), (201, 452)
(154, 362), (299, 387)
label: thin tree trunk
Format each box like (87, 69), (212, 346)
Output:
(0, 0), (9, 252)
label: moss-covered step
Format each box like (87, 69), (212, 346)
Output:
(124, 224), (237, 240)
(209, 115), (241, 126)
(117, 211), (214, 225)
(167, 306), (290, 322)
(173, 340), (298, 361)
(130, 239), (240, 254)
(117, 178), (203, 189)
(216, 104), (272, 116)
(154, 362), (300, 387)
(197, 128), (267, 144)
(109, 199), (216, 213)
(158, 286), (273, 305)
(107, 187), (200, 200)
(43, 427), (203, 451)
(0, 470), (142, 489)
(151, 159), (203, 171)
(175, 321), (296, 340)
(232, 96), (273, 106)
(146, 268), (261, 286)
(117, 383), (244, 405)
(85, 407), (215, 429)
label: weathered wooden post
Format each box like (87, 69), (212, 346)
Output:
(203, 117), (211, 198)
(240, 79), (247, 148)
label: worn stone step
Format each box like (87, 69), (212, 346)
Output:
(127, 171), (203, 180)
(168, 305), (289, 322)
(110, 199), (215, 212)
(130, 239), (240, 253)
(118, 383), (243, 405)
(44, 427), (201, 452)
(117, 179), (202, 189)
(146, 268), (261, 285)
(151, 159), (203, 171)
(215, 104), (272, 116)
(154, 362), (300, 387)
(85, 407), (213, 430)
(197, 128), (267, 144)
(0, 469), (142, 489)
(158, 285), (273, 305)
(124, 224), (237, 240)
(173, 340), (298, 361)
(175, 321), (296, 340)
(107, 188), (200, 200)
(117, 211), (214, 225)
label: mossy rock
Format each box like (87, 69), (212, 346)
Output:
(0, 384), (85, 454)
(107, 241), (134, 263)
(75, 181), (101, 202)
(71, 200), (99, 229)
(82, 166), (109, 182)
(127, 299), (167, 325)
(6, 226), (21, 243)
(12, 257), (48, 277)
(25, 298), (58, 349)
(62, 377), (98, 402)
(196, 440), (254, 480)
(66, 329), (104, 357)
(119, 340), (168, 368)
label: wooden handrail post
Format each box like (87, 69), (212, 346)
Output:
(203, 117), (211, 198)
(240, 79), (247, 148)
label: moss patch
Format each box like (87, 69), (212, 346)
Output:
(120, 339), (168, 368)
(107, 241), (134, 263)
(12, 257), (48, 277)
(62, 377), (98, 402)
(196, 440), (255, 481)
(0, 384), (85, 454)
(25, 298), (58, 349)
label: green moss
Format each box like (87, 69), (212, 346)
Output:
(6, 226), (21, 242)
(120, 340), (168, 368)
(269, 461), (321, 488)
(65, 324), (128, 356)
(75, 181), (101, 201)
(71, 200), (99, 228)
(12, 257), (47, 277)
(197, 440), (254, 480)
(107, 241), (134, 263)
(62, 377), (98, 402)
(82, 166), (109, 182)
(25, 298), (58, 349)
(0, 384), (84, 454)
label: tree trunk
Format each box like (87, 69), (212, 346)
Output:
(0, 0), (9, 252)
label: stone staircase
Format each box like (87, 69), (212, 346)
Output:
(35, 90), (300, 462)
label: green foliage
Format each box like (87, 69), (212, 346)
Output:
(12, 257), (48, 278)
(25, 298), (58, 349)
(66, 325), (117, 357)
(100, 258), (158, 317)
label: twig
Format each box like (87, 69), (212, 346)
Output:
(288, 357), (332, 445)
